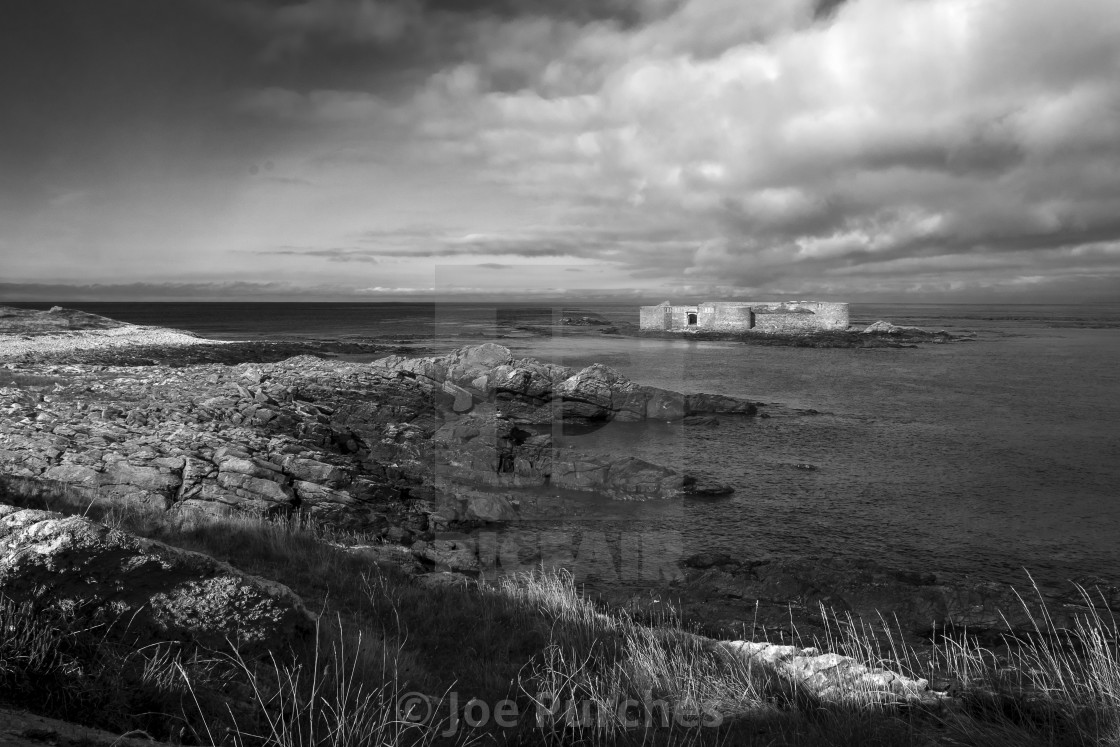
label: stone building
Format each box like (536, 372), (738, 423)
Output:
(639, 301), (849, 333)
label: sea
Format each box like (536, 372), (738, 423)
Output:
(12, 301), (1120, 593)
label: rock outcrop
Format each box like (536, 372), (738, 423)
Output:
(719, 640), (937, 704)
(371, 343), (759, 426)
(863, 320), (951, 339)
(0, 344), (743, 539)
(0, 505), (314, 654)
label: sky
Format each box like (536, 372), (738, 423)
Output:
(2, 0), (1119, 303)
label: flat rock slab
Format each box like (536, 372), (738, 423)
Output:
(719, 640), (938, 705)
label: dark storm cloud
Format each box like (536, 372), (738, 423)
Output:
(813, 0), (849, 20)
(219, 0), (655, 91)
(0, 0), (304, 222)
(423, 0), (656, 25)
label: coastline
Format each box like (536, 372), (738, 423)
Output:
(0, 324), (217, 361)
(2, 305), (1118, 744)
(0, 305), (1109, 639)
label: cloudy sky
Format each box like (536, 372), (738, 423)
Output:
(2, 0), (1119, 302)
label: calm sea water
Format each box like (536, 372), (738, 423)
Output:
(13, 301), (1120, 590)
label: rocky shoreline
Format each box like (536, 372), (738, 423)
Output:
(0, 306), (1109, 649)
(3, 304), (1119, 744)
(1, 304), (421, 366)
(499, 309), (974, 348)
(636, 321), (972, 348)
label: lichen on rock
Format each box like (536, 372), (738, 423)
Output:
(0, 505), (314, 655)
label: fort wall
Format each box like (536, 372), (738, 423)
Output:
(638, 304), (673, 331)
(639, 301), (849, 334)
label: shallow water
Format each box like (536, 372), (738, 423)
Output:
(499, 314), (1120, 591)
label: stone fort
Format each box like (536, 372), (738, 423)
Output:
(639, 301), (849, 334)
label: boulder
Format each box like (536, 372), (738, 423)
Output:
(411, 537), (480, 573)
(435, 486), (519, 523)
(215, 456), (284, 480)
(281, 456), (351, 488)
(371, 343), (513, 392)
(292, 479), (354, 505)
(97, 462), (182, 510)
(41, 463), (100, 488)
(554, 364), (649, 422)
(0, 506), (314, 655)
(441, 381), (475, 413)
(179, 456), (217, 491)
(862, 320), (943, 337)
(719, 641), (934, 704)
(216, 471), (295, 505)
(445, 343), (514, 386)
(492, 364), (558, 401)
(101, 462), (181, 493)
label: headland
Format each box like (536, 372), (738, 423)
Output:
(0, 305), (1112, 745)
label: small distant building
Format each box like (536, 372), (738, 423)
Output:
(639, 301), (849, 334)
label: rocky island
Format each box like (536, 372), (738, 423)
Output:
(0, 305), (1113, 746)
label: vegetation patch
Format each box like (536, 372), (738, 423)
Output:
(2, 486), (1120, 745)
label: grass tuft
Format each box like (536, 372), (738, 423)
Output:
(3, 488), (1120, 746)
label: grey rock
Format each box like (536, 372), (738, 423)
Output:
(282, 456), (351, 488)
(216, 472), (295, 504)
(719, 641), (935, 704)
(411, 538), (480, 572)
(644, 388), (687, 421)
(218, 456), (284, 480)
(292, 479), (353, 505)
(101, 462), (180, 494)
(555, 364), (649, 422)
(0, 505), (314, 655)
(41, 463), (100, 487)
(442, 381), (475, 413)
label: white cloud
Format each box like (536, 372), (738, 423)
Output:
(388, 0), (1120, 296)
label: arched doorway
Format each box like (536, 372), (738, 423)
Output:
(687, 312), (698, 326)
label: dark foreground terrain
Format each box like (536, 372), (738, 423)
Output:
(0, 306), (1116, 747)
